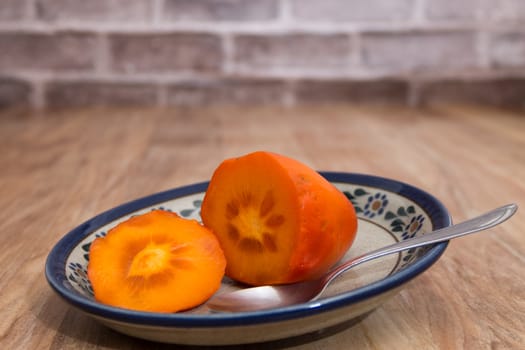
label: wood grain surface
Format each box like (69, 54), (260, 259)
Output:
(0, 104), (523, 349)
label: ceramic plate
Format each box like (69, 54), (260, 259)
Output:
(46, 172), (451, 345)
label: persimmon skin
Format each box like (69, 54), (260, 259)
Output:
(87, 210), (226, 313)
(201, 151), (357, 286)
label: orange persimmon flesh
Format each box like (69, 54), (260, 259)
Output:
(87, 210), (226, 313)
(201, 151), (358, 286)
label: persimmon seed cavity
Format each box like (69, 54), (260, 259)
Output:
(239, 237), (264, 253)
(259, 191), (275, 217)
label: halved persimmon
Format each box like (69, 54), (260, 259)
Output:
(201, 151), (357, 285)
(87, 210), (226, 313)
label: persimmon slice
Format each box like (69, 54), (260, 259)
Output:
(87, 210), (226, 313)
(201, 151), (358, 285)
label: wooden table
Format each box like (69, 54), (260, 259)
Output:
(1, 104), (523, 349)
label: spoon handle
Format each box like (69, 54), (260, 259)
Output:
(323, 203), (517, 287)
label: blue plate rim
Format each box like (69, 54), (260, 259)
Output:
(45, 172), (451, 328)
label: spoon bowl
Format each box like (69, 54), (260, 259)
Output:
(208, 204), (517, 312)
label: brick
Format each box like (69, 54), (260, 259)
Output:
(109, 33), (222, 74)
(425, 0), (485, 20)
(35, 0), (153, 22)
(489, 32), (525, 68)
(361, 31), (478, 72)
(0, 32), (97, 71)
(290, 0), (415, 22)
(294, 80), (409, 104)
(0, 0), (28, 21)
(0, 78), (31, 108)
(166, 79), (288, 106)
(426, 0), (525, 22)
(418, 79), (525, 108)
(45, 81), (158, 107)
(233, 34), (353, 73)
(163, 0), (279, 22)
(490, 0), (525, 22)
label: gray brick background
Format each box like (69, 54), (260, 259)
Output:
(0, 0), (524, 109)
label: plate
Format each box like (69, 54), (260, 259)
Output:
(45, 172), (451, 345)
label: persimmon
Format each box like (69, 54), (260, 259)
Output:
(87, 210), (226, 313)
(201, 151), (357, 286)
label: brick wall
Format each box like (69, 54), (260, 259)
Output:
(1, 0), (524, 109)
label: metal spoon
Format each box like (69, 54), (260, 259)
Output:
(207, 203), (517, 312)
